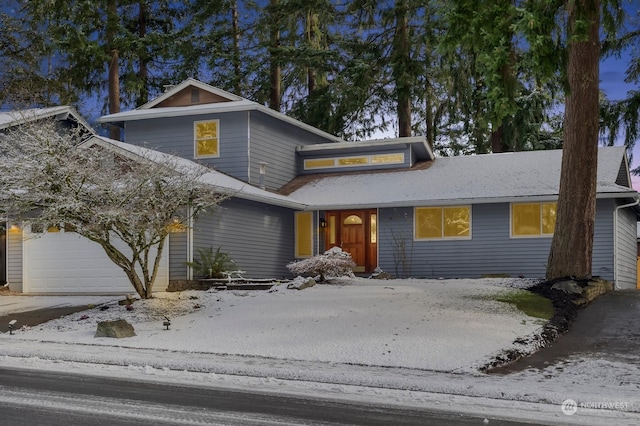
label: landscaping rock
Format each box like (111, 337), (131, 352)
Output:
(95, 319), (136, 338)
(287, 277), (316, 290)
(551, 280), (583, 295)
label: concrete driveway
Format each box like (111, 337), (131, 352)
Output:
(496, 289), (640, 372)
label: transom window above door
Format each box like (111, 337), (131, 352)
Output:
(194, 119), (220, 158)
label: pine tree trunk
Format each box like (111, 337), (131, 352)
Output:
(137, 0), (149, 107)
(107, 0), (121, 140)
(393, 0), (411, 137)
(269, 0), (281, 112)
(546, 0), (600, 281)
(232, 0), (241, 94)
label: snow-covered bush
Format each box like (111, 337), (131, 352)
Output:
(287, 247), (356, 282)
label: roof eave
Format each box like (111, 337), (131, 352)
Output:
(301, 190), (640, 211)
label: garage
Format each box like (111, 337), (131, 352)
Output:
(22, 228), (168, 294)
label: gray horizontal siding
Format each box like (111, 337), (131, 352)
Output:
(378, 200), (616, 280)
(249, 112), (333, 190)
(7, 229), (22, 291)
(124, 111), (249, 182)
(615, 202), (637, 289)
(192, 198), (295, 279)
(168, 231), (188, 281)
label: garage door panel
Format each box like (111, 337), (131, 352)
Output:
(23, 230), (168, 294)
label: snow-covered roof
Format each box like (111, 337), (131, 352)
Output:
(288, 147), (638, 210)
(0, 106), (93, 133)
(83, 136), (307, 210)
(98, 79), (346, 144)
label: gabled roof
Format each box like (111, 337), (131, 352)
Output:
(82, 135), (307, 210)
(138, 78), (244, 109)
(287, 147), (638, 210)
(0, 106), (94, 133)
(98, 78), (346, 144)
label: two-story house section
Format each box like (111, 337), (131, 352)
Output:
(99, 78), (345, 191)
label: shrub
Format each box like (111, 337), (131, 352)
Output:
(287, 247), (356, 282)
(186, 246), (235, 279)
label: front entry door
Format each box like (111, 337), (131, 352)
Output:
(325, 210), (377, 273)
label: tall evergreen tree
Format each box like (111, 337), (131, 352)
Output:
(546, 0), (601, 281)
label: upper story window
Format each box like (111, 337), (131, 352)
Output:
(415, 206), (471, 240)
(194, 119), (220, 158)
(304, 153), (404, 170)
(511, 202), (557, 237)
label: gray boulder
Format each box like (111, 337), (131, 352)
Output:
(95, 319), (136, 338)
(551, 280), (583, 295)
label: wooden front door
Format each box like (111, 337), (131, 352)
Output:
(325, 210), (377, 273)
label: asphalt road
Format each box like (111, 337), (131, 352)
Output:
(0, 368), (535, 426)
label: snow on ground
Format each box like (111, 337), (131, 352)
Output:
(0, 295), (120, 316)
(1, 277), (639, 424)
(2, 278), (543, 372)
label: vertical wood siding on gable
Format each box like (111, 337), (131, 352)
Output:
(6, 229), (23, 291)
(615, 202), (638, 289)
(192, 198), (295, 279)
(124, 112), (250, 182)
(249, 113), (333, 190)
(615, 159), (631, 187)
(378, 201), (616, 280)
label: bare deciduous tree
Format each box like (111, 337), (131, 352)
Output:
(0, 117), (227, 298)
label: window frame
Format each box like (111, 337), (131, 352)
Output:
(294, 211), (314, 258)
(510, 202), (557, 238)
(414, 205), (472, 241)
(194, 119), (220, 159)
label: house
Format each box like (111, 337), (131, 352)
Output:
(3, 79), (639, 293)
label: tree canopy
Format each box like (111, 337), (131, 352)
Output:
(0, 0), (635, 156)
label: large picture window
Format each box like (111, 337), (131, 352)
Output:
(511, 202), (557, 237)
(194, 119), (219, 158)
(415, 206), (471, 240)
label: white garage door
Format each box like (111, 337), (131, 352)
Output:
(23, 228), (168, 294)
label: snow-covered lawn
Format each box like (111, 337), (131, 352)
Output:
(1, 277), (639, 424)
(2, 278), (542, 372)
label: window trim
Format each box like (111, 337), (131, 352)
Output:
(510, 202), (557, 238)
(414, 205), (472, 241)
(194, 119), (220, 159)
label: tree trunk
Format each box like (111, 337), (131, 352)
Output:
(546, 0), (600, 281)
(491, 124), (506, 153)
(306, 10), (319, 95)
(269, 0), (281, 112)
(137, 0), (149, 107)
(393, 0), (411, 137)
(232, 0), (242, 94)
(107, 0), (121, 140)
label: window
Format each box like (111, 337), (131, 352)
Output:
(511, 202), (557, 237)
(304, 158), (335, 169)
(338, 157), (369, 166)
(303, 153), (405, 170)
(194, 119), (219, 158)
(415, 206), (471, 240)
(295, 212), (313, 258)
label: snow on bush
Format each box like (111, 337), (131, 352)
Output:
(287, 247), (356, 282)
